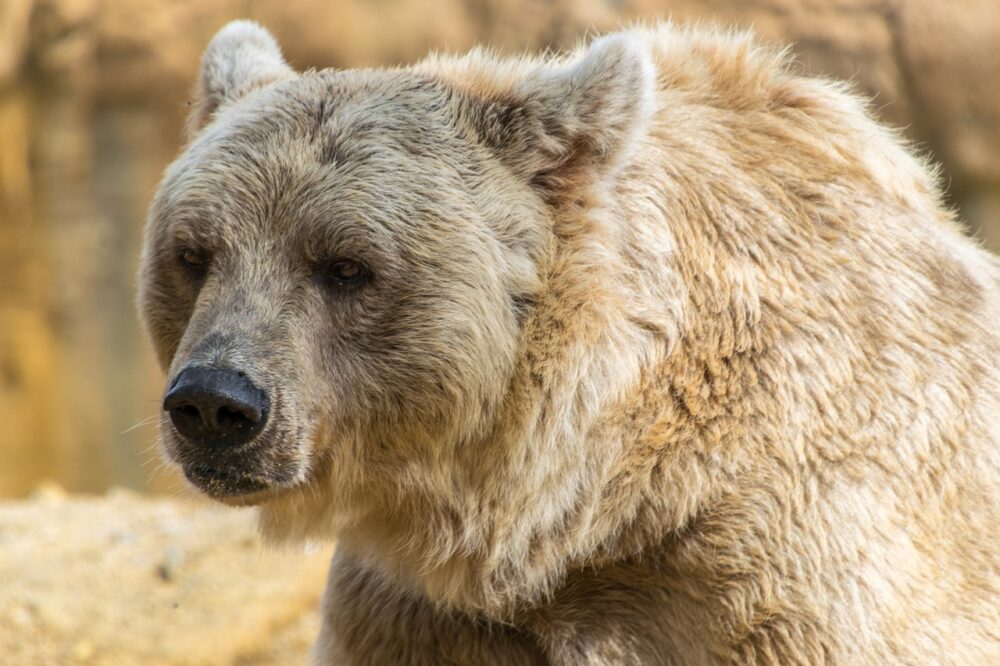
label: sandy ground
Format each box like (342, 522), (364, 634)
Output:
(0, 486), (333, 665)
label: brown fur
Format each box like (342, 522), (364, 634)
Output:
(139, 20), (1000, 664)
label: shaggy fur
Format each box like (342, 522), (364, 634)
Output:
(139, 20), (1000, 665)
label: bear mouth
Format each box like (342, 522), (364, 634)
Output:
(184, 464), (274, 499)
(162, 411), (311, 505)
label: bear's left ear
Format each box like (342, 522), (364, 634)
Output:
(459, 34), (656, 191)
(187, 20), (295, 138)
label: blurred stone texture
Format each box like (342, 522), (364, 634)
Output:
(1, 0), (999, 496)
(0, 487), (332, 665)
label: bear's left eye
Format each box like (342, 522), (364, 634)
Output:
(319, 259), (371, 287)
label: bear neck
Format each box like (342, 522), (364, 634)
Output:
(331, 107), (992, 621)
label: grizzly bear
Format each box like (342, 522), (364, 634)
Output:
(139, 19), (1000, 665)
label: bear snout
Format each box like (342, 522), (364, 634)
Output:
(161, 365), (308, 502)
(163, 365), (270, 450)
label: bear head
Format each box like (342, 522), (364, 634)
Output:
(139, 20), (654, 528)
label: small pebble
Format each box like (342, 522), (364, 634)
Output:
(156, 544), (185, 582)
(28, 482), (67, 505)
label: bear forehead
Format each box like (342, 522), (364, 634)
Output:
(156, 70), (469, 218)
(193, 69), (457, 161)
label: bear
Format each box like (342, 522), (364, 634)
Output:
(138, 19), (1000, 665)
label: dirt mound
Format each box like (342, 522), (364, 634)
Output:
(0, 486), (332, 665)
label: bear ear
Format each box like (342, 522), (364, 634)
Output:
(461, 34), (656, 191)
(187, 20), (295, 138)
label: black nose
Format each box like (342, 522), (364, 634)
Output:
(163, 366), (269, 448)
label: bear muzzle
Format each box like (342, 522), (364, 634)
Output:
(162, 365), (290, 500)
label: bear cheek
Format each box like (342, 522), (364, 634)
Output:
(140, 277), (194, 370)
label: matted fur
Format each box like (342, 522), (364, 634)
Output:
(139, 20), (1000, 665)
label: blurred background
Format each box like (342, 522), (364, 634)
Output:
(2, 0), (1000, 499)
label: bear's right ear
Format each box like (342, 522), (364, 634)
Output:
(186, 20), (295, 139)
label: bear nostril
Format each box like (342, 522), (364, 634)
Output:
(215, 405), (260, 432)
(168, 403), (204, 435)
(175, 404), (200, 419)
(163, 366), (270, 448)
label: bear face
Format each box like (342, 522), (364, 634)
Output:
(139, 22), (653, 515)
(142, 71), (526, 505)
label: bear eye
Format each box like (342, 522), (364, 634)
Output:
(178, 247), (209, 275)
(320, 259), (370, 287)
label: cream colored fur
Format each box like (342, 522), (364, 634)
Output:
(140, 20), (1000, 665)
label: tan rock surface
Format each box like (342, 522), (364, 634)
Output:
(0, 487), (332, 665)
(896, 0), (1000, 187)
(0, 0), (34, 88)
